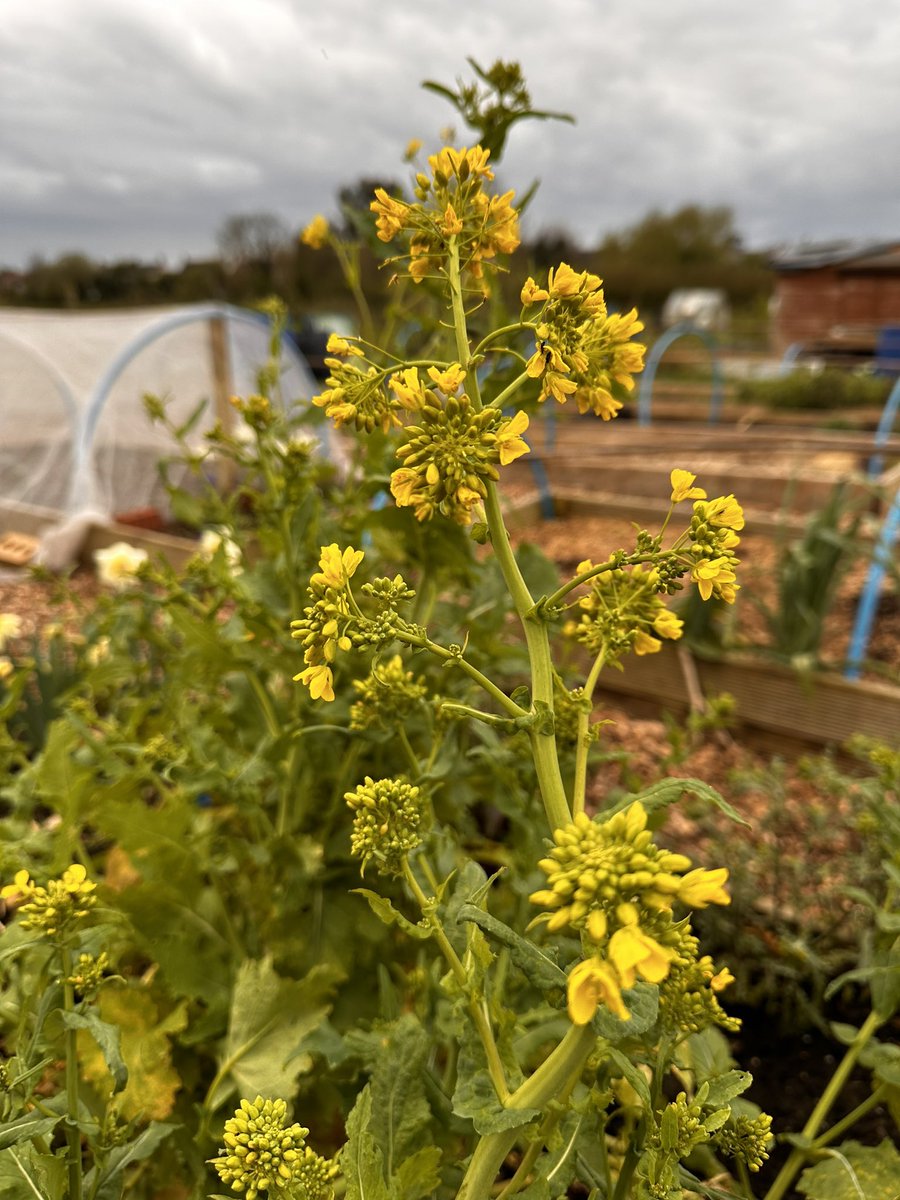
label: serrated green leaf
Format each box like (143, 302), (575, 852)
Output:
(61, 1009), (128, 1092)
(391, 1146), (442, 1200)
(452, 1021), (538, 1135)
(209, 957), (342, 1110)
(797, 1139), (900, 1200)
(602, 777), (750, 827)
(456, 904), (566, 992)
(367, 1016), (433, 1178)
(342, 1085), (391, 1200)
(592, 982), (658, 1043)
(685, 1027), (737, 1083)
(352, 890), (432, 940)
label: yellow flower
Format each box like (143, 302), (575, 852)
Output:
(326, 333), (364, 358)
(300, 214), (329, 249)
(0, 613), (22, 652)
(670, 469), (707, 503)
(496, 410), (530, 465)
(692, 558), (738, 602)
(633, 630), (662, 656)
(710, 966), (735, 993)
(370, 188), (408, 242)
(567, 957), (630, 1025)
(441, 203), (464, 236)
(520, 277), (550, 305)
(390, 468), (422, 511)
(404, 137), (422, 160)
(389, 368), (428, 411)
(544, 372), (578, 405)
(94, 542), (148, 590)
(0, 657), (12, 680)
(310, 544), (364, 591)
(295, 663), (335, 703)
(608, 922), (675, 988)
(652, 608), (684, 641)
(548, 262), (587, 297)
(426, 363), (467, 395)
(706, 494), (745, 531)
(678, 867), (731, 907)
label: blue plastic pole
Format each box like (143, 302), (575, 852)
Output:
(71, 303), (324, 512)
(637, 322), (723, 427)
(845, 488), (900, 681)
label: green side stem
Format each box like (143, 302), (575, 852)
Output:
(763, 1009), (884, 1200)
(403, 861), (510, 1104)
(572, 644), (608, 817)
(60, 947), (83, 1200)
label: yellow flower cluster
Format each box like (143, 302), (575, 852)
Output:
(370, 145), (519, 287)
(291, 545), (364, 702)
(1, 864), (97, 938)
(312, 344), (398, 435)
(520, 264), (645, 417)
(530, 803), (730, 1025)
(300, 214), (330, 250)
(210, 1096), (337, 1200)
(390, 384), (530, 525)
(565, 562), (684, 662)
(669, 471), (745, 604)
(657, 926), (740, 1035)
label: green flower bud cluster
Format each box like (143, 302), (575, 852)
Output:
(713, 1112), (774, 1173)
(210, 1096), (336, 1200)
(564, 564), (684, 662)
(1, 865), (96, 939)
(345, 776), (427, 876)
(350, 656), (428, 731)
(391, 393), (506, 525)
(530, 803), (693, 935)
(551, 683), (596, 748)
(313, 357), (398, 434)
(232, 392), (277, 433)
(657, 931), (741, 1036)
(67, 951), (110, 999)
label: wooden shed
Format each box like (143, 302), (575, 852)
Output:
(770, 240), (900, 358)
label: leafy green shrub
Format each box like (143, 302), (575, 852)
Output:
(736, 368), (892, 411)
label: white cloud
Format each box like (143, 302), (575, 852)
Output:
(1, 0), (898, 265)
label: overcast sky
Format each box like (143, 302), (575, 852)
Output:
(2, 0), (898, 269)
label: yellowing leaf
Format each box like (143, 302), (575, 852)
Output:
(78, 986), (187, 1121)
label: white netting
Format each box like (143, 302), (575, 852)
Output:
(0, 304), (322, 520)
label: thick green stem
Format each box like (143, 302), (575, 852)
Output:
(764, 1009), (883, 1200)
(456, 1024), (596, 1200)
(60, 947), (83, 1200)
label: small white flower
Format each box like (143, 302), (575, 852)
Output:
(94, 542), (148, 590)
(198, 527), (242, 573)
(0, 613), (22, 652)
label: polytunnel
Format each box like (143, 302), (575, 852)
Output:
(0, 303), (322, 521)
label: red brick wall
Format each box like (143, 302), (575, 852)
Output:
(772, 269), (900, 355)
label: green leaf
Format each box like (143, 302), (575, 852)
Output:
(452, 1021), (538, 1135)
(0, 1146), (66, 1199)
(858, 1039), (900, 1087)
(685, 1027), (737, 1083)
(85, 1123), (175, 1200)
(602, 777), (750, 827)
(606, 1047), (652, 1110)
(391, 1147), (442, 1200)
(342, 1085), (391, 1200)
(209, 957), (342, 1110)
(456, 904), (566, 992)
(593, 982), (658, 1043)
(60, 1009), (128, 1092)
(0, 1111), (60, 1152)
(797, 1139), (900, 1200)
(702, 1070), (753, 1108)
(352, 890), (432, 940)
(367, 1016), (433, 1177)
